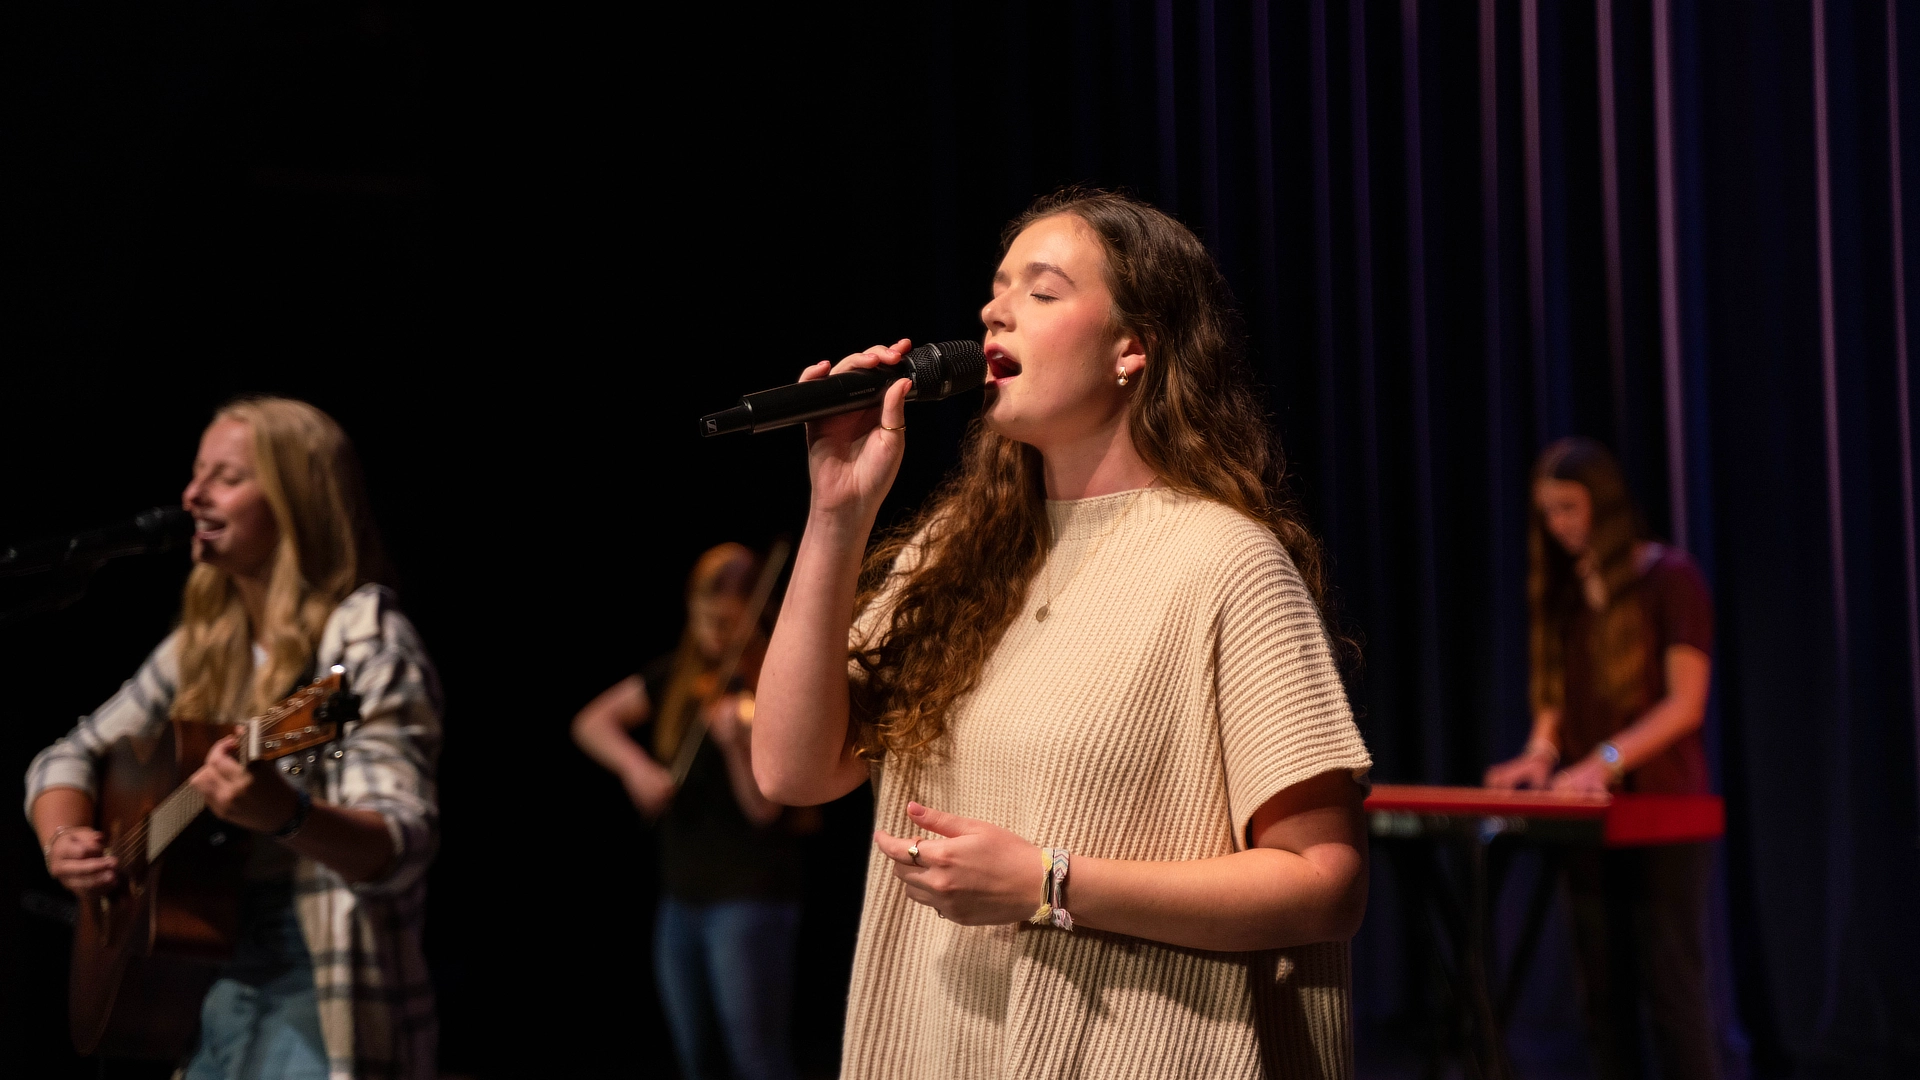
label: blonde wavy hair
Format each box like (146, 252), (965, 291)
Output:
(170, 397), (387, 723)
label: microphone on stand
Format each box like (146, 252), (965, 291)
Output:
(0, 507), (195, 580)
(699, 339), (987, 436)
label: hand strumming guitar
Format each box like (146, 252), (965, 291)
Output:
(45, 825), (117, 895)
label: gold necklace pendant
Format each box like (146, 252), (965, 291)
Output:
(1034, 486), (1152, 625)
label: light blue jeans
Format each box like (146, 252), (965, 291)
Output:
(182, 885), (329, 1080)
(654, 896), (801, 1080)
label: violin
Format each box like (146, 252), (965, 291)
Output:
(668, 541), (788, 786)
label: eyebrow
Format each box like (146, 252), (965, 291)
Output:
(993, 261), (1078, 288)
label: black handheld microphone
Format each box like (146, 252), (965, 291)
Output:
(0, 507), (195, 580)
(700, 339), (987, 436)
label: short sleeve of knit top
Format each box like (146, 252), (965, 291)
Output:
(1213, 523), (1373, 845)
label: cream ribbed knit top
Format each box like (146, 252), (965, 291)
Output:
(841, 488), (1373, 1080)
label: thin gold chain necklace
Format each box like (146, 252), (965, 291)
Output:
(1035, 484), (1154, 623)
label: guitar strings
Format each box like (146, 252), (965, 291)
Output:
(101, 681), (332, 869)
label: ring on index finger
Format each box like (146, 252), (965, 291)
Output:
(907, 841), (922, 866)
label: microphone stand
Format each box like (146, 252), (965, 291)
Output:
(0, 509), (192, 626)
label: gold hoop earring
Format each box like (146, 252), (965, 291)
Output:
(1117, 367), (1129, 387)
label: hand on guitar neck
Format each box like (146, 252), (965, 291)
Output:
(36, 746), (397, 891)
(189, 734), (303, 833)
(33, 671), (399, 894)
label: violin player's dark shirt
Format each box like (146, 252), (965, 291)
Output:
(1560, 545), (1714, 794)
(639, 654), (803, 903)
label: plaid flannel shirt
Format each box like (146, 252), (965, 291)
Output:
(24, 584), (442, 1080)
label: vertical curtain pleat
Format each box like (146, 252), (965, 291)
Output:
(1886, 0), (1920, 876)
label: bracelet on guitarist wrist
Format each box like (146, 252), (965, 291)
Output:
(42, 824), (81, 864)
(271, 789), (313, 841)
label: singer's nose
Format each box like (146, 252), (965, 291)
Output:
(981, 297), (1007, 332)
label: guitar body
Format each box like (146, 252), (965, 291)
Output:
(70, 721), (248, 1058)
(64, 670), (347, 1058)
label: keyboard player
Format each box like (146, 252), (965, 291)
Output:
(1484, 437), (1718, 1080)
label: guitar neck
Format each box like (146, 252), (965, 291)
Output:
(130, 713), (262, 865)
(106, 669), (344, 871)
(143, 782), (208, 863)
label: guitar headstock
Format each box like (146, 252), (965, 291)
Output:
(237, 665), (349, 763)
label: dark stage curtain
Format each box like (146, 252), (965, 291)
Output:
(822, 0), (1919, 1074)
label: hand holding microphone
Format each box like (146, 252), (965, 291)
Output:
(699, 338), (986, 436)
(697, 336), (986, 523)
(797, 339), (920, 525)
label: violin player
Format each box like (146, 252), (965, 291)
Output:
(572, 543), (805, 1080)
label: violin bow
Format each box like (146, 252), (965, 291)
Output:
(668, 539), (791, 787)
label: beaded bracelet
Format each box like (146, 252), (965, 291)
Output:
(1027, 847), (1074, 931)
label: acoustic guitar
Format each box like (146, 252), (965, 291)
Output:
(69, 666), (355, 1058)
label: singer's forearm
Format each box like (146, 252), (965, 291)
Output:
(754, 509), (872, 805)
(718, 735), (784, 827)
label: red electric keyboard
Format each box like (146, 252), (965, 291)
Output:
(1365, 784), (1724, 847)
(1363, 784), (1725, 1080)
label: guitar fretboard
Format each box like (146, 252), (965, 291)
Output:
(146, 782), (207, 862)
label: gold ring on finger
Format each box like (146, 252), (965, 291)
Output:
(907, 841), (922, 866)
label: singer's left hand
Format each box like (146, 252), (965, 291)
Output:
(874, 801), (1044, 924)
(189, 735), (301, 834)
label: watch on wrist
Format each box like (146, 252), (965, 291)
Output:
(271, 788), (313, 841)
(1598, 741), (1625, 783)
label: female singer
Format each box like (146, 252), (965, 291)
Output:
(27, 397), (441, 1080)
(754, 190), (1373, 1078)
(572, 544), (802, 1080)
(1484, 436), (1718, 1080)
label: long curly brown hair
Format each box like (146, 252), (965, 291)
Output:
(1527, 437), (1650, 716)
(848, 188), (1338, 763)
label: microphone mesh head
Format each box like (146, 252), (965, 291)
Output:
(922, 340), (986, 394)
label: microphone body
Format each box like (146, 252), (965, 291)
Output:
(700, 339), (987, 436)
(0, 507), (194, 580)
